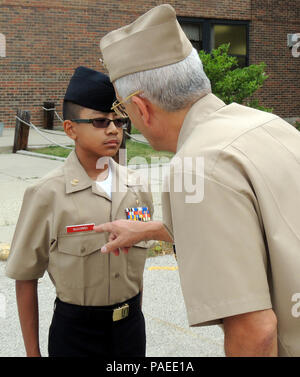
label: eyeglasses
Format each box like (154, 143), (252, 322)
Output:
(71, 117), (129, 129)
(111, 90), (141, 118)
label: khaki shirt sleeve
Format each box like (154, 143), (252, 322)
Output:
(134, 178), (155, 248)
(6, 184), (52, 280)
(170, 171), (272, 326)
(161, 173), (174, 240)
(133, 173), (154, 219)
(142, 184), (155, 221)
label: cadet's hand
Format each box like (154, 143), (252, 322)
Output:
(94, 219), (150, 255)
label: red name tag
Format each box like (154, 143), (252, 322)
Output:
(66, 223), (95, 233)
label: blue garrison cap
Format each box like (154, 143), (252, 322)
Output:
(64, 66), (116, 112)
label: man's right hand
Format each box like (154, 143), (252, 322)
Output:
(94, 220), (173, 256)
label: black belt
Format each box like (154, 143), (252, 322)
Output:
(54, 293), (141, 322)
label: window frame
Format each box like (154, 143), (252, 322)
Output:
(178, 17), (250, 66)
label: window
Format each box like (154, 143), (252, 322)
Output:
(0, 33), (6, 58)
(179, 18), (249, 67)
(181, 23), (203, 51)
(212, 24), (247, 67)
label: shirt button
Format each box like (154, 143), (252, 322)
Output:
(81, 247), (86, 253)
(114, 272), (120, 279)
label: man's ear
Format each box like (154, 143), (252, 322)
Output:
(131, 96), (152, 127)
(64, 120), (77, 141)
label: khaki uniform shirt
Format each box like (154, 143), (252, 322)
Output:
(6, 151), (154, 306)
(162, 93), (300, 356)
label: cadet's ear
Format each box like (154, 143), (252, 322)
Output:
(131, 96), (152, 127)
(64, 120), (77, 141)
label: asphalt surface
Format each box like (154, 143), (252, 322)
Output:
(0, 147), (225, 357)
(0, 256), (225, 357)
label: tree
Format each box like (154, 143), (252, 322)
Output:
(200, 44), (272, 112)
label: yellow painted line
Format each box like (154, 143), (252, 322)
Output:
(148, 266), (178, 271)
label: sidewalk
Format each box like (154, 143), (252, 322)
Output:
(127, 132), (149, 144)
(0, 148), (225, 357)
(0, 128), (149, 154)
(0, 127), (74, 154)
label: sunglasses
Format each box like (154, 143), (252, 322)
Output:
(71, 117), (129, 129)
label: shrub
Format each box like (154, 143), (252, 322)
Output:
(200, 44), (273, 113)
(294, 119), (300, 130)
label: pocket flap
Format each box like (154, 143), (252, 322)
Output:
(133, 240), (155, 249)
(57, 232), (106, 256)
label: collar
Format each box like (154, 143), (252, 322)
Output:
(64, 151), (142, 218)
(64, 151), (134, 191)
(177, 93), (226, 151)
(110, 158), (146, 219)
(64, 151), (94, 194)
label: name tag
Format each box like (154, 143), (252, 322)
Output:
(66, 223), (95, 233)
(125, 207), (151, 222)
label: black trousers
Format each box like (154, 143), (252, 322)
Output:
(48, 294), (146, 357)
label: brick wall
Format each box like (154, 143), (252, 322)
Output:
(250, 0), (300, 117)
(0, 0), (299, 128)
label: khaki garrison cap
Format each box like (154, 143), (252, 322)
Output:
(100, 4), (193, 82)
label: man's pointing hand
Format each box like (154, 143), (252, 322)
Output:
(93, 220), (173, 256)
(94, 219), (149, 256)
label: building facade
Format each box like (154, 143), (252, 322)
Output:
(0, 0), (299, 128)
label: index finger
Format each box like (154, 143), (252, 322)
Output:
(93, 222), (113, 233)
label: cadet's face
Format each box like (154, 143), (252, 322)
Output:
(73, 108), (124, 157)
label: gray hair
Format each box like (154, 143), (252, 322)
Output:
(114, 48), (211, 112)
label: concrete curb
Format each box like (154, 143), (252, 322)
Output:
(16, 150), (66, 162)
(16, 149), (171, 168)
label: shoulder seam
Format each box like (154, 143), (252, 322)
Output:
(261, 124), (300, 166)
(29, 170), (65, 194)
(228, 144), (300, 243)
(209, 116), (278, 179)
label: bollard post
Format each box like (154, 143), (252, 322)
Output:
(113, 134), (126, 165)
(126, 119), (132, 138)
(43, 102), (55, 129)
(113, 141), (123, 165)
(13, 109), (31, 153)
(112, 120), (131, 166)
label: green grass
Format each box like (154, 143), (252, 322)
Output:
(30, 140), (174, 165)
(126, 140), (174, 164)
(30, 145), (73, 158)
(130, 124), (141, 134)
(147, 241), (174, 258)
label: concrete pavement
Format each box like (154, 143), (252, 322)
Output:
(0, 127), (74, 154)
(0, 154), (65, 244)
(0, 127), (149, 155)
(0, 150), (225, 357)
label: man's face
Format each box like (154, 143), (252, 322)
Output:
(71, 107), (124, 158)
(114, 88), (162, 150)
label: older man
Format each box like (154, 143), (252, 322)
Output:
(95, 4), (300, 356)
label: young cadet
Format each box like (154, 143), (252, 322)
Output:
(5, 66), (153, 357)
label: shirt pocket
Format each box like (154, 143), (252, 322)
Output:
(127, 243), (149, 284)
(54, 233), (106, 289)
